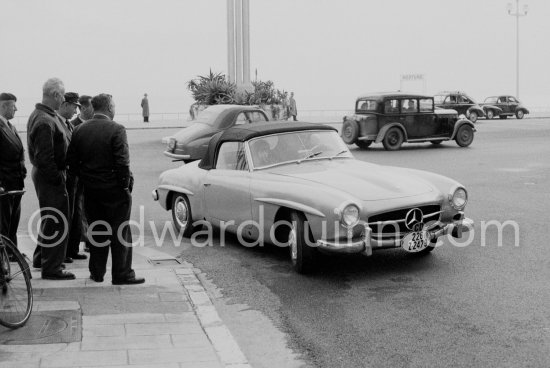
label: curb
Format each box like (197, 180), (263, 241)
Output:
(174, 268), (251, 368)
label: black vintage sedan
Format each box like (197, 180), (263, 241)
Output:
(433, 91), (494, 123)
(164, 104), (269, 162)
(342, 92), (476, 151)
(480, 95), (529, 119)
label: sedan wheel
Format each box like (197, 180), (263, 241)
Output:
(468, 111), (478, 123)
(516, 110), (525, 119)
(382, 127), (404, 151)
(455, 125), (474, 147)
(289, 211), (317, 274)
(171, 193), (195, 237)
(341, 121), (359, 145)
(486, 110), (494, 119)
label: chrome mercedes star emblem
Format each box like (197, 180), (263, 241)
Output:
(405, 208), (424, 231)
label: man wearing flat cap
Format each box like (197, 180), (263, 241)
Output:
(57, 92), (87, 263)
(0, 93), (26, 250)
(71, 95), (93, 127)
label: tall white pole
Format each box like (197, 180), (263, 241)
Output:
(227, 0), (235, 84)
(235, 0), (243, 86)
(242, 0), (251, 86)
(508, 0), (528, 99)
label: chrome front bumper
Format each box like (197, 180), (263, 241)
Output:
(316, 218), (474, 255)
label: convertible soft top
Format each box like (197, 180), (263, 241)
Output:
(199, 121), (337, 169)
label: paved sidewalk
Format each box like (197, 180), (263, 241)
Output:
(0, 236), (251, 368)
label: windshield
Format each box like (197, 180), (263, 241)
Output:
(433, 95), (445, 104)
(484, 96), (498, 103)
(356, 99), (378, 112)
(249, 130), (352, 169)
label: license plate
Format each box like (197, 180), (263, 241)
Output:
(401, 231), (429, 252)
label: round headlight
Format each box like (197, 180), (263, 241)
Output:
(341, 205), (360, 227)
(168, 138), (177, 150)
(450, 188), (468, 210)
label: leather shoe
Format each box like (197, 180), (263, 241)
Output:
(89, 274), (104, 283)
(112, 277), (145, 285)
(71, 253), (87, 260)
(64, 257), (74, 263)
(42, 271), (75, 280)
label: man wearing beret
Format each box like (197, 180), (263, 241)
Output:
(72, 95), (94, 127)
(0, 93), (26, 251)
(27, 78), (75, 280)
(57, 92), (88, 263)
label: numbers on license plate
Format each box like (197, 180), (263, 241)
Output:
(403, 231), (428, 252)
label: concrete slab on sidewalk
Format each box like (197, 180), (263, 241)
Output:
(0, 235), (250, 367)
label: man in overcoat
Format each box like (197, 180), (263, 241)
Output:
(27, 78), (75, 280)
(67, 94), (144, 285)
(141, 93), (149, 122)
(0, 93), (26, 249)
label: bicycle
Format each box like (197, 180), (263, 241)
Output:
(0, 189), (33, 329)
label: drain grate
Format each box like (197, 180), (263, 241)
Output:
(149, 259), (181, 266)
(0, 310), (81, 345)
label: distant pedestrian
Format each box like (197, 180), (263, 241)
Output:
(141, 93), (149, 122)
(57, 92), (88, 263)
(27, 77), (75, 280)
(0, 93), (26, 251)
(282, 92), (289, 121)
(289, 92), (298, 121)
(67, 93), (145, 285)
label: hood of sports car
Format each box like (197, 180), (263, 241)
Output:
(266, 159), (435, 201)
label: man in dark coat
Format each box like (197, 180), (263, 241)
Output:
(0, 93), (26, 249)
(141, 93), (149, 122)
(67, 93), (144, 285)
(27, 78), (74, 280)
(70, 95), (94, 254)
(57, 92), (87, 263)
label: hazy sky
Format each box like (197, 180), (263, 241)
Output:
(1, 0), (548, 117)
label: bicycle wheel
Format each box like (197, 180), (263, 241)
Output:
(0, 235), (33, 328)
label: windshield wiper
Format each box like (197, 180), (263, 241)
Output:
(329, 150), (348, 160)
(297, 151), (323, 163)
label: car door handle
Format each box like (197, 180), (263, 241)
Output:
(203, 183), (211, 187)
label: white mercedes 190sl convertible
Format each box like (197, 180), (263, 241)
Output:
(153, 122), (472, 273)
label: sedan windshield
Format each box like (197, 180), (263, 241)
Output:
(249, 130), (352, 168)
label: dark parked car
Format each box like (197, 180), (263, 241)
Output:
(480, 95), (529, 119)
(164, 104), (269, 162)
(433, 91), (496, 123)
(342, 92), (476, 151)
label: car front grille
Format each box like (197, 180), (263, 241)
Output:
(367, 204), (441, 238)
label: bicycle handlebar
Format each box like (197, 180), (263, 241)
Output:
(0, 190), (26, 197)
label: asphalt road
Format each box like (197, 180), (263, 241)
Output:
(19, 118), (550, 368)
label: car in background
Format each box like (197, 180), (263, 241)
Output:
(433, 91), (498, 123)
(342, 92), (476, 151)
(480, 95), (529, 119)
(163, 104), (269, 162)
(153, 122), (473, 273)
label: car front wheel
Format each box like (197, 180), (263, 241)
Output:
(341, 120), (359, 144)
(486, 110), (494, 119)
(382, 127), (404, 151)
(468, 111), (478, 123)
(516, 110), (525, 119)
(171, 193), (195, 237)
(288, 211), (317, 274)
(455, 125), (474, 147)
